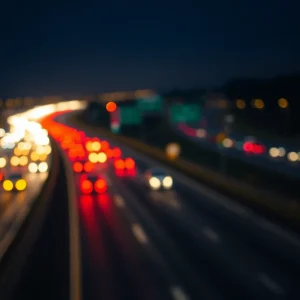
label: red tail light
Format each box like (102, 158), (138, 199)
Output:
(94, 178), (107, 193)
(114, 159), (125, 169)
(73, 162), (83, 173)
(252, 144), (264, 154)
(81, 179), (93, 194)
(113, 147), (121, 158)
(84, 161), (94, 172)
(124, 158), (135, 169)
(101, 141), (109, 151)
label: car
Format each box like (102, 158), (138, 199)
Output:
(72, 160), (94, 173)
(145, 168), (173, 190)
(79, 174), (107, 194)
(2, 173), (27, 192)
(28, 162), (49, 173)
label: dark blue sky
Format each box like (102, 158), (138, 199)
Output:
(1, 0), (299, 97)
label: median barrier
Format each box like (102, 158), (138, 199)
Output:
(68, 113), (300, 228)
(0, 136), (60, 299)
(54, 138), (82, 300)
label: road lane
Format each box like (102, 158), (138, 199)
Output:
(55, 111), (300, 299)
(0, 172), (48, 261)
(108, 169), (299, 299)
(77, 192), (173, 300)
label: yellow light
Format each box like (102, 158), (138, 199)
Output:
(85, 141), (94, 152)
(92, 141), (101, 151)
(15, 179), (26, 191)
(3, 180), (13, 191)
(278, 98), (288, 109)
(98, 152), (107, 163)
(14, 147), (22, 156)
(88, 152), (98, 163)
(28, 162), (38, 173)
(30, 152), (39, 161)
(223, 138), (233, 148)
(18, 142), (26, 150)
(19, 156), (28, 166)
(39, 153), (47, 161)
(22, 149), (30, 156)
(36, 146), (45, 155)
(287, 152), (298, 162)
(23, 142), (32, 150)
(0, 157), (6, 168)
(253, 99), (264, 109)
(44, 145), (52, 154)
(269, 147), (279, 158)
(236, 99), (246, 109)
(10, 156), (20, 166)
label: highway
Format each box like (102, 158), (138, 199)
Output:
(0, 172), (48, 259)
(52, 110), (300, 300)
(0, 109), (50, 267)
(2, 104), (299, 300)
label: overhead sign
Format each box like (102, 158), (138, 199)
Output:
(170, 104), (202, 123)
(119, 107), (142, 125)
(137, 95), (163, 112)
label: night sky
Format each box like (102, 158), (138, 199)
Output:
(1, 0), (299, 97)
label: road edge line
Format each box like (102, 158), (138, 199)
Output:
(57, 144), (82, 300)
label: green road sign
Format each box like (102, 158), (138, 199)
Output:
(137, 95), (163, 112)
(120, 106), (142, 125)
(170, 104), (202, 123)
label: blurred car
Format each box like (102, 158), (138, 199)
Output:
(113, 157), (136, 176)
(145, 168), (173, 190)
(2, 173), (27, 192)
(72, 160), (94, 173)
(79, 174), (107, 194)
(28, 161), (48, 173)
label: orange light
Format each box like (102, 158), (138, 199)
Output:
(101, 141), (110, 151)
(94, 179), (107, 193)
(106, 149), (113, 158)
(73, 162), (83, 173)
(106, 101), (117, 113)
(124, 158), (135, 169)
(81, 180), (93, 194)
(85, 141), (93, 152)
(113, 147), (121, 158)
(84, 161), (94, 172)
(114, 159), (125, 169)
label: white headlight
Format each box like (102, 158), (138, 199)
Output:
(28, 162), (38, 173)
(38, 162), (48, 173)
(149, 177), (161, 190)
(162, 176), (173, 189)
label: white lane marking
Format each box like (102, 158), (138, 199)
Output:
(258, 219), (300, 247)
(170, 286), (190, 300)
(105, 175), (112, 186)
(114, 195), (125, 208)
(202, 226), (220, 243)
(132, 223), (148, 244)
(258, 273), (284, 295)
